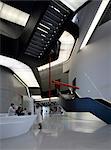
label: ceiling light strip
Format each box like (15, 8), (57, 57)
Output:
(41, 34), (46, 37)
(0, 1), (29, 26)
(14, 74), (30, 97)
(37, 27), (48, 34)
(39, 23), (50, 30)
(80, 0), (110, 49)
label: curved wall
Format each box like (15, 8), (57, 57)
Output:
(0, 66), (27, 113)
(69, 21), (111, 100)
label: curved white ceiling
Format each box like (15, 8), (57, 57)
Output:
(60, 0), (88, 12)
(0, 55), (39, 87)
(38, 31), (75, 71)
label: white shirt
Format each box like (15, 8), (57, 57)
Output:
(22, 110), (27, 115)
(8, 106), (15, 116)
(35, 107), (42, 123)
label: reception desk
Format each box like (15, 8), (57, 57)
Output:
(0, 114), (36, 139)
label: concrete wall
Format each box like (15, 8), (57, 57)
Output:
(39, 64), (68, 92)
(0, 66), (27, 113)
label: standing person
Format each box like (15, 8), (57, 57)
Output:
(35, 103), (42, 129)
(8, 103), (16, 116)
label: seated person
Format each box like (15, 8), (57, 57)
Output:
(16, 106), (24, 116)
(22, 108), (27, 115)
(8, 103), (16, 116)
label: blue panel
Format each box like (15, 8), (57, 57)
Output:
(60, 97), (111, 124)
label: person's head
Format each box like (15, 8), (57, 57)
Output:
(11, 103), (14, 107)
(36, 103), (40, 108)
(17, 106), (21, 111)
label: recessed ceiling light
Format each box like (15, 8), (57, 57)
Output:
(41, 34), (46, 37)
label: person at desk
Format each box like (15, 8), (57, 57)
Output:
(16, 106), (22, 116)
(8, 103), (16, 116)
(22, 108), (27, 115)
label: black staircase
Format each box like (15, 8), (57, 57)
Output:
(25, 0), (73, 60)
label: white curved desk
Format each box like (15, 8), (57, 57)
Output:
(0, 114), (36, 139)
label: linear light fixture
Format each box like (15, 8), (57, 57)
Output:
(60, 0), (88, 12)
(80, 0), (110, 49)
(37, 27), (48, 34)
(0, 1), (29, 26)
(31, 96), (59, 101)
(0, 55), (40, 87)
(14, 74), (30, 97)
(31, 95), (42, 100)
(39, 23), (50, 30)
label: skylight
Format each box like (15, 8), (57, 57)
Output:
(0, 1), (30, 26)
(31, 95), (59, 101)
(60, 0), (88, 12)
(0, 55), (39, 87)
(31, 95), (42, 100)
(38, 31), (74, 71)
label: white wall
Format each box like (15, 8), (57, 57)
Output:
(23, 96), (34, 114)
(0, 66), (27, 113)
(69, 21), (111, 100)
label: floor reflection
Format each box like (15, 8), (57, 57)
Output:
(1, 115), (111, 150)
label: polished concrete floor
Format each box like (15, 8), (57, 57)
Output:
(1, 114), (111, 150)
